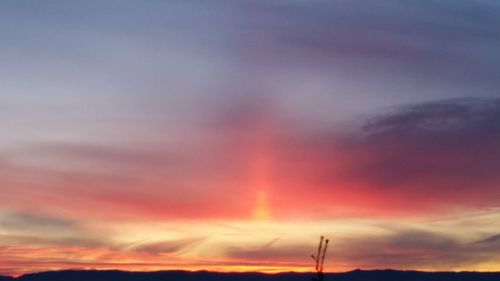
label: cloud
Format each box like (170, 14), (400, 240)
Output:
(473, 233), (500, 246)
(347, 98), (500, 205)
(4, 97), (500, 220)
(259, 97), (500, 217)
(337, 230), (463, 268)
(234, 0), (500, 86)
(0, 234), (104, 249)
(0, 139), (255, 220)
(0, 210), (108, 248)
(130, 237), (206, 255)
(31, 142), (179, 168)
(222, 226), (500, 270)
(226, 243), (308, 262)
(0, 211), (78, 232)
(335, 228), (500, 270)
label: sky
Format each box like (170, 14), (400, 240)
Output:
(1, 0), (500, 277)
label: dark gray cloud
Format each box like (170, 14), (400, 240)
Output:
(348, 97), (500, 197)
(364, 97), (500, 135)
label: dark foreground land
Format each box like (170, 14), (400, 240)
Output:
(2, 269), (500, 281)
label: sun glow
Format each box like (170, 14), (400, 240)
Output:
(253, 190), (272, 222)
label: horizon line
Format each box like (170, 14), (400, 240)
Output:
(6, 267), (500, 278)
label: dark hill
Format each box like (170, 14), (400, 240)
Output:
(3, 269), (500, 281)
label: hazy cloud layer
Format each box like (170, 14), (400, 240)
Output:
(2, 98), (500, 219)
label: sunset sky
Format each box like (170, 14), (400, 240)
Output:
(2, 0), (500, 277)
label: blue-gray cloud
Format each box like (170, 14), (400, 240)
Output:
(351, 97), (500, 193)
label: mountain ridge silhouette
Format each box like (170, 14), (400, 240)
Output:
(2, 269), (500, 281)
